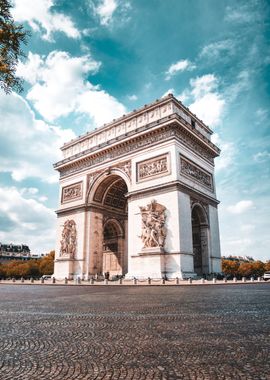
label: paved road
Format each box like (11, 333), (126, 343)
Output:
(0, 284), (269, 380)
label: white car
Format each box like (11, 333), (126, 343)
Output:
(263, 272), (270, 281)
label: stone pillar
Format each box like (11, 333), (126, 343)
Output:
(208, 205), (221, 273)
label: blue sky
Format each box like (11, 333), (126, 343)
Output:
(0, 0), (269, 260)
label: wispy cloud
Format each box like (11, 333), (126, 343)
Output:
(253, 151), (270, 163)
(12, 0), (80, 41)
(200, 39), (236, 60)
(225, 3), (261, 24)
(227, 200), (254, 214)
(212, 133), (235, 171)
(165, 59), (196, 80)
(128, 94), (138, 101)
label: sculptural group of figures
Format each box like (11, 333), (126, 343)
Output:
(60, 220), (77, 258)
(140, 200), (167, 248)
(139, 158), (167, 179)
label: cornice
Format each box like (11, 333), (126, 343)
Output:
(55, 116), (220, 179)
(61, 95), (213, 152)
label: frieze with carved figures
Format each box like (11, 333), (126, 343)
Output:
(137, 154), (170, 182)
(180, 156), (213, 190)
(59, 126), (215, 178)
(61, 182), (83, 203)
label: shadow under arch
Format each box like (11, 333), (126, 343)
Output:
(191, 203), (210, 276)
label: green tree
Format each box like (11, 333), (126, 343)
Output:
(0, 0), (29, 93)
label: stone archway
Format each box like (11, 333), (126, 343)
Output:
(88, 173), (128, 277)
(191, 204), (209, 276)
(103, 219), (125, 276)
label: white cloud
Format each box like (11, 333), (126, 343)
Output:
(20, 187), (39, 195)
(227, 200), (254, 214)
(255, 108), (268, 123)
(0, 186), (56, 254)
(92, 0), (131, 27)
(200, 40), (235, 60)
(190, 93), (225, 127)
(226, 70), (250, 101)
(190, 74), (217, 98)
(253, 151), (270, 163)
(77, 89), (126, 126)
(176, 90), (190, 104)
(95, 0), (118, 25)
(225, 4), (260, 24)
(16, 53), (43, 85)
(0, 92), (75, 183)
(212, 133), (235, 171)
(12, 0), (80, 41)
(128, 94), (138, 101)
(189, 74), (225, 127)
(162, 88), (175, 98)
(18, 51), (126, 126)
(165, 59), (195, 80)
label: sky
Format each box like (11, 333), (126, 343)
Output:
(0, 0), (269, 261)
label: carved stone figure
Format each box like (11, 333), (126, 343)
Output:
(60, 220), (77, 258)
(62, 182), (82, 203)
(139, 200), (167, 249)
(138, 155), (168, 181)
(180, 157), (213, 190)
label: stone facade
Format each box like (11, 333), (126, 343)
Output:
(54, 94), (221, 279)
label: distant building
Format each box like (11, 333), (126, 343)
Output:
(0, 243), (36, 263)
(222, 255), (254, 262)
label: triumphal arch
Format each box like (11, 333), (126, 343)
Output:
(54, 94), (221, 279)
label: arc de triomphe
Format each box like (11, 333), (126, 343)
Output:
(53, 94), (221, 279)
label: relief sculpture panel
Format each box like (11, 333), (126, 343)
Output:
(60, 220), (77, 259)
(62, 182), (83, 203)
(139, 200), (167, 249)
(180, 156), (213, 190)
(137, 154), (170, 182)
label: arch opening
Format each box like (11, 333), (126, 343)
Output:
(192, 204), (209, 276)
(89, 175), (128, 278)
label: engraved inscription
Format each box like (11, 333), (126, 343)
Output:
(62, 182), (83, 203)
(137, 154), (169, 182)
(180, 156), (213, 190)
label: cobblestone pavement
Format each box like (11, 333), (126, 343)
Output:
(0, 284), (269, 380)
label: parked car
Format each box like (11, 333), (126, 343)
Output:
(263, 272), (270, 281)
(41, 275), (52, 280)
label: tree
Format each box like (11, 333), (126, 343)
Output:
(238, 262), (254, 278)
(0, 0), (29, 93)
(222, 259), (240, 277)
(39, 251), (55, 275)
